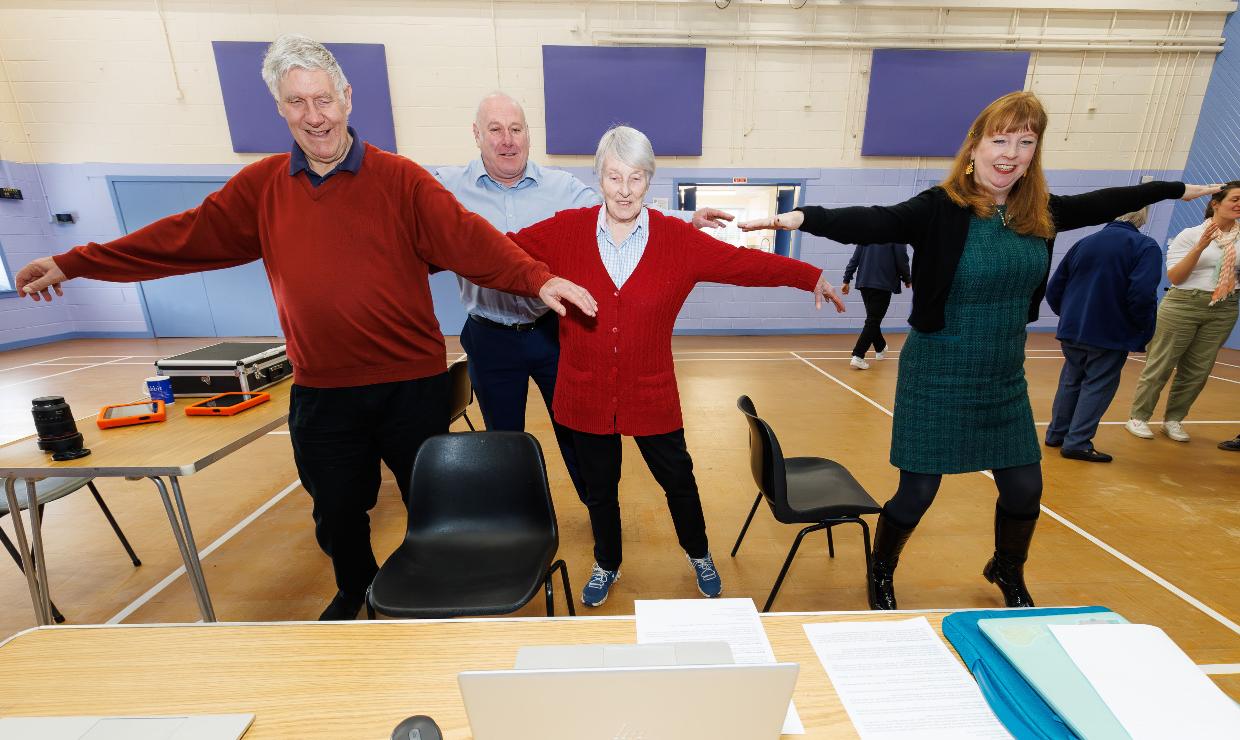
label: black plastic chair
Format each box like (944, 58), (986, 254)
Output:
(367, 431), (575, 619)
(1, 478), (141, 623)
(448, 359), (476, 431)
(733, 395), (881, 612)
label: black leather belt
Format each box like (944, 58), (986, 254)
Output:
(469, 313), (547, 332)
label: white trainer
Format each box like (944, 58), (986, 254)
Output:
(875, 350), (887, 361)
(1162, 420), (1190, 442)
(1124, 419), (1154, 439)
(850, 356), (870, 370)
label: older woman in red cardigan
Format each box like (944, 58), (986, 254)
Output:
(509, 126), (843, 607)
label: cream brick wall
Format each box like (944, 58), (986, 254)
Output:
(0, 0), (1228, 170)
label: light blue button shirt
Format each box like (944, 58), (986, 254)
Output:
(434, 159), (598, 324)
(596, 207), (650, 289)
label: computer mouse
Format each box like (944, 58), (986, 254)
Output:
(391, 714), (443, 740)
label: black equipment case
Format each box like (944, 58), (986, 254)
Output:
(155, 342), (292, 397)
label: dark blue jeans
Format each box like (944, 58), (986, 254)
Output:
(1046, 340), (1128, 451)
(459, 313), (587, 501)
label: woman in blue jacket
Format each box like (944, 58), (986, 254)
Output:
(841, 243), (911, 369)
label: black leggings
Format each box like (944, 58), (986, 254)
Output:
(883, 462), (1042, 528)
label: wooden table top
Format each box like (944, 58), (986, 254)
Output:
(0, 612), (954, 739)
(0, 380), (291, 478)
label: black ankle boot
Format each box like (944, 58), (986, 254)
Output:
(982, 508), (1038, 608)
(868, 512), (916, 610)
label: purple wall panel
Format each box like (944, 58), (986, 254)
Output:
(862, 50), (1030, 157)
(542, 46), (705, 155)
(211, 41), (397, 154)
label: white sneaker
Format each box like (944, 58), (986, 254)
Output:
(850, 356), (870, 370)
(875, 350), (887, 361)
(1162, 420), (1190, 442)
(1125, 419), (1154, 439)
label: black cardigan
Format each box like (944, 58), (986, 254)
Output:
(797, 181), (1185, 332)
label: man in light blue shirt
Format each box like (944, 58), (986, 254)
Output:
(435, 92), (729, 501)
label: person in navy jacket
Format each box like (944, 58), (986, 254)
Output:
(1044, 209), (1162, 462)
(841, 243), (911, 369)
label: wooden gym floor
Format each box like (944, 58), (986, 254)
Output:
(0, 334), (1236, 697)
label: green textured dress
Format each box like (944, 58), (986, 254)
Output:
(890, 207), (1049, 474)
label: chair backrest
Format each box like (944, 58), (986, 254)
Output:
(405, 431), (558, 550)
(448, 359), (473, 423)
(735, 396), (795, 521)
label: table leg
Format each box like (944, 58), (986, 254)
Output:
(148, 476), (216, 622)
(4, 477), (52, 625)
(169, 476), (216, 622)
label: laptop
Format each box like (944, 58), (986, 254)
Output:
(458, 642), (798, 740)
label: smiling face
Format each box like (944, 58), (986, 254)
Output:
(598, 156), (650, 224)
(970, 129), (1038, 204)
(473, 96), (530, 187)
(1212, 186), (1240, 225)
(276, 67), (352, 175)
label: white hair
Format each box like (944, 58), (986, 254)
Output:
(261, 34), (349, 100)
(594, 125), (656, 180)
(1116, 207), (1148, 229)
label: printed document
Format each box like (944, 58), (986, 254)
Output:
(635, 598), (804, 734)
(803, 617), (1010, 740)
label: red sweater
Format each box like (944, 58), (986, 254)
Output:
(56, 144), (554, 388)
(512, 207), (821, 436)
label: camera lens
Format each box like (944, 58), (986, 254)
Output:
(31, 396), (90, 460)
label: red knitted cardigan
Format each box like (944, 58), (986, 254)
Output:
(511, 206), (821, 436)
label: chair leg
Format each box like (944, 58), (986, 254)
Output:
(730, 492), (763, 557)
(856, 516), (873, 572)
(763, 522), (828, 612)
(0, 523), (66, 623)
(463, 412), (476, 432)
(826, 525), (836, 558)
(545, 572), (555, 617)
(87, 482), (141, 567)
(549, 559), (575, 617)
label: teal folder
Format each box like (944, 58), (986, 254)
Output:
(978, 612), (1131, 740)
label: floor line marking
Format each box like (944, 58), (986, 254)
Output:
(0, 357), (133, 391)
(106, 478), (303, 625)
(791, 352), (1240, 637)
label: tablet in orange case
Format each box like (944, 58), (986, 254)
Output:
(97, 400), (167, 429)
(184, 391), (271, 416)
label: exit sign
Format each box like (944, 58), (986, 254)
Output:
(732, 177), (748, 184)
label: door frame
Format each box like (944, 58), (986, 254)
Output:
(106, 175), (232, 338)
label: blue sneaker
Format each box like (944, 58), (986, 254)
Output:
(581, 563), (620, 607)
(689, 553), (722, 598)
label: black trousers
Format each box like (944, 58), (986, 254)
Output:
(459, 313), (587, 501)
(571, 428), (709, 572)
(852, 287), (894, 358)
(289, 374), (449, 597)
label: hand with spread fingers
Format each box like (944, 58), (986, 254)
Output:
(813, 272), (846, 312)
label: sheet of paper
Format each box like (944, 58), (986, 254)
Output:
(1050, 623), (1240, 740)
(635, 598), (804, 734)
(803, 617), (1011, 740)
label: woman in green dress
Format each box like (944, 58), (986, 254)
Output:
(741, 92), (1218, 610)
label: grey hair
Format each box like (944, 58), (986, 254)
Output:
(261, 33), (349, 100)
(594, 125), (656, 179)
(1115, 208), (1148, 229)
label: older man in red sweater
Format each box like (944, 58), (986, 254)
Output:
(16, 35), (596, 621)
(511, 126), (844, 607)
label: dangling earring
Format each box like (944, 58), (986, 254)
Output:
(965, 160), (974, 175)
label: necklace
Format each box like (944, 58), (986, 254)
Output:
(995, 204), (1008, 227)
